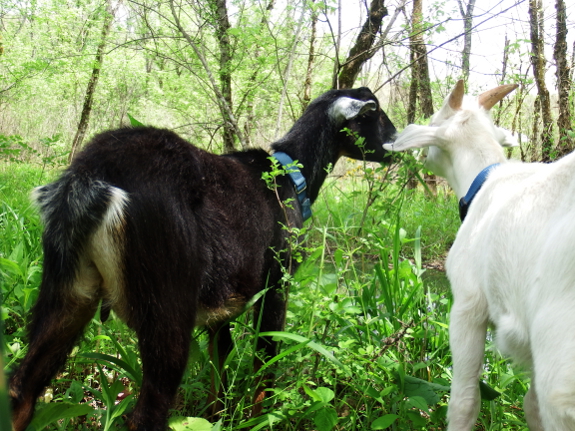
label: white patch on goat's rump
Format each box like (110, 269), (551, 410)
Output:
(79, 186), (130, 319)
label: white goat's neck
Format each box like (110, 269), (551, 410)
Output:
(432, 138), (507, 200)
(429, 101), (509, 199)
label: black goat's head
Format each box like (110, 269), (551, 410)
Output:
(272, 87), (396, 202)
(275, 87), (396, 165)
(325, 87), (396, 162)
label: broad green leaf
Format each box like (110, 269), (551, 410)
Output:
(168, 416), (213, 431)
(408, 395), (429, 411)
(406, 409), (427, 427)
(303, 384), (320, 402)
(303, 385), (334, 404)
(480, 380), (501, 401)
(371, 414), (399, 429)
(66, 380), (85, 404)
(127, 113), (144, 127)
(401, 375), (450, 406)
(314, 387), (335, 404)
(0, 257), (23, 278)
(210, 419), (223, 431)
(364, 385), (380, 399)
(28, 402), (94, 430)
(313, 406), (338, 431)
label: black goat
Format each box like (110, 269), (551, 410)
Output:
(9, 87), (396, 431)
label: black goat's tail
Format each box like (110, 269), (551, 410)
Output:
(9, 174), (130, 431)
(32, 171), (129, 305)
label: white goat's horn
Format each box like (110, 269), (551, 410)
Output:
(448, 80), (465, 110)
(478, 84), (519, 110)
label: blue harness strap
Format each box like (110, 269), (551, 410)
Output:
(272, 151), (312, 221)
(459, 163), (500, 222)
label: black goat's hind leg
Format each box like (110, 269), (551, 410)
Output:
(207, 322), (234, 419)
(127, 317), (194, 431)
(10, 293), (99, 431)
(252, 286), (288, 416)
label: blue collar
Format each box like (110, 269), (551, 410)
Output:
(272, 151), (312, 221)
(459, 163), (500, 222)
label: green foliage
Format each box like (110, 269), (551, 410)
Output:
(28, 403), (95, 431)
(168, 416), (214, 431)
(127, 113), (145, 127)
(1, 162), (531, 430)
(0, 134), (68, 169)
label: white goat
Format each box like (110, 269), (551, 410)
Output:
(384, 80), (575, 430)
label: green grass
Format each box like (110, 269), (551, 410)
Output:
(1, 162), (531, 430)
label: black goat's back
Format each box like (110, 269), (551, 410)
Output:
(51, 126), (296, 327)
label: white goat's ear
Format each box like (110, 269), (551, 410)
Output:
(383, 124), (439, 152)
(330, 97), (377, 122)
(496, 127), (520, 148)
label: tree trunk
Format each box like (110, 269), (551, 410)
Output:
(417, 50), (433, 118)
(170, 0), (245, 149)
(571, 40), (575, 83)
(69, 0), (117, 162)
(531, 96), (541, 161)
(528, 0), (554, 161)
(511, 85), (528, 161)
(243, 0), (275, 146)
(457, 0), (476, 82)
(302, 0), (318, 110)
(213, 0), (235, 152)
(553, 0), (573, 157)
(407, 0), (434, 192)
(495, 35), (510, 126)
(328, 0), (342, 89)
(407, 0), (433, 123)
(336, 0), (388, 89)
(274, 5), (306, 137)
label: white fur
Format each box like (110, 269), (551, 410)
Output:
(85, 186), (129, 318)
(386, 82), (575, 430)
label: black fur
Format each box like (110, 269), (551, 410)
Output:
(9, 87), (396, 431)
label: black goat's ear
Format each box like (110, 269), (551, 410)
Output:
(330, 98), (377, 122)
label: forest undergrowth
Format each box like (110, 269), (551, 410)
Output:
(1, 159), (532, 431)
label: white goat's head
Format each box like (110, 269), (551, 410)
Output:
(384, 80), (518, 179)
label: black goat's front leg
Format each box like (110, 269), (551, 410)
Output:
(10, 293), (99, 431)
(127, 317), (194, 431)
(206, 322), (234, 419)
(252, 286), (288, 416)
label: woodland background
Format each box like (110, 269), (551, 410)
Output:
(1, 0), (575, 430)
(0, 0), (572, 162)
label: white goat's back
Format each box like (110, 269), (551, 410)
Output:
(447, 151), (575, 429)
(387, 80), (575, 430)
